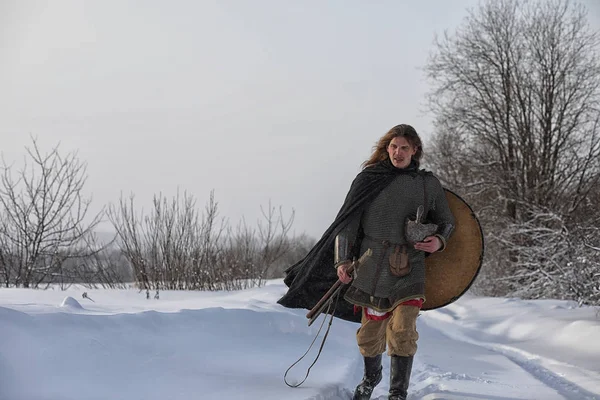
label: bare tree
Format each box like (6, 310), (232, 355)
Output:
(73, 233), (130, 289)
(256, 201), (294, 284)
(425, 0), (600, 304)
(220, 202), (295, 288)
(108, 190), (296, 292)
(0, 138), (104, 288)
(108, 190), (230, 291)
(194, 191), (227, 290)
(269, 233), (316, 279)
(106, 194), (150, 290)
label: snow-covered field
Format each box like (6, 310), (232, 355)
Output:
(0, 280), (598, 400)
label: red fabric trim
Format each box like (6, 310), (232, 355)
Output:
(364, 309), (392, 321)
(401, 298), (424, 308)
(354, 298), (424, 321)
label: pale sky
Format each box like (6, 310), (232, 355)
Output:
(2, 0), (599, 238)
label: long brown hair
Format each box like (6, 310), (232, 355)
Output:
(362, 124), (423, 169)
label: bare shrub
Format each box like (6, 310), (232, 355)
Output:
(0, 138), (108, 288)
(108, 190), (297, 292)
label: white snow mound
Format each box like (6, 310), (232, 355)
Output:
(60, 296), (84, 309)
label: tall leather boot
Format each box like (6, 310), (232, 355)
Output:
(388, 355), (413, 400)
(352, 354), (383, 400)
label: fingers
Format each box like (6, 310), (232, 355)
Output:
(337, 265), (352, 283)
(414, 238), (428, 251)
(414, 236), (441, 253)
(414, 244), (426, 252)
(339, 271), (351, 283)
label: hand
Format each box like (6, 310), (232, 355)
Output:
(414, 236), (442, 253)
(336, 261), (353, 284)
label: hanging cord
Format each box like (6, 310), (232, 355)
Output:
(283, 289), (342, 388)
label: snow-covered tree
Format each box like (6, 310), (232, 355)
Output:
(424, 0), (600, 304)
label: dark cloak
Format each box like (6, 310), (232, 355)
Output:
(277, 158), (427, 323)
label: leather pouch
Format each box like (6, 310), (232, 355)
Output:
(389, 244), (411, 277)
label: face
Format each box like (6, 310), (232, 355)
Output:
(387, 136), (417, 169)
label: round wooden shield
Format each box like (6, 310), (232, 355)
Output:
(422, 189), (484, 310)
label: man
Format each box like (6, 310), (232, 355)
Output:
(278, 124), (455, 400)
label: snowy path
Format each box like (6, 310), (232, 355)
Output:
(0, 282), (598, 400)
(305, 322), (597, 400)
(409, 312), (598, 400)
(307, 302), (600, 400)
(301, 296), (600, 400)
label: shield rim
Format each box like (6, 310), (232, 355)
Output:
(422, 188), (485, 311)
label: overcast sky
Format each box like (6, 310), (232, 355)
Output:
(2, 0), (600, 238)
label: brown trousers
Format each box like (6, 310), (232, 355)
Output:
(355, 305), (420, 357)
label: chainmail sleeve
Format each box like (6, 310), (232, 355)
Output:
(334, 212), (362, 268)
(426, 175), (455, 251)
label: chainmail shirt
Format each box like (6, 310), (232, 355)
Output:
(339, 172), (454, 312)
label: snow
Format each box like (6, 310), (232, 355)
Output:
(59, 296), (84, 310)
(0, 281), (598, 400)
